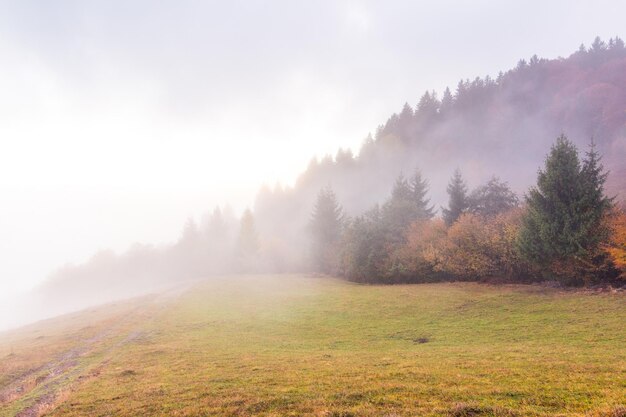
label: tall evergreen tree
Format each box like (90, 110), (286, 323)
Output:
(236, 209), (259, 258)
(390, 173), (412, 201)
(579, 139), (614, 251)
(398, 102), (414, 123)
(382, 174), (416, 239)
(442, 169), (469, 226)
(206, 207), (227, 242)
(310, 186), (344, 273)
(179, 217), (200, 247)
(439, 87), (454, 115)
(591, 36), (607, 53)
(410, 170), (435, 220)
(415, 91), (439, 121)
(518, 135), (613, 283)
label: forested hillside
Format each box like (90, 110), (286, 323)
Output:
(33, 38), (626, 319)
(255, 37), (626, 259)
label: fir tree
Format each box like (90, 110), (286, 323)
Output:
(382, 174), (415, 240)
(591, 36), (607, 53)
(415, 91), (439, 121)
(207, 206), (227, 242)
(410, 170), (435, 220)
(579, 139), (614, 251)
(390, 173), (412, 201)
(442, 169), (469, 226)
(518, 135), (613, 283)
(237, 209), (259, 258)
(310, 186), (344, 273)
(398, 102), (414, 123)
(440, 87), (453, 114)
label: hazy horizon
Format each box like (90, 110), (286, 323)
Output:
(1, 0), (625, 300)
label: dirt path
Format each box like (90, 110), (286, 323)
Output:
(3, 318), (140, 414)
(1, 282), (196, 417)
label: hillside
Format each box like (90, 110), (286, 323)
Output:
(255, 37), (626, 250)
(1, 276), (624, 416)
(26, 37), (626, 313)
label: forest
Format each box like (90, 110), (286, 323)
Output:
(310, 135), (625, 286)
(42, 37), (626, 302)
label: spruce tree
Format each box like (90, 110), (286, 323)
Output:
(390, 173), (412, 201)
(310, 186), (344, 273)
(410, 170), (435, 220)
(579, 139), (614, 253)
(415, 91), (439, 121)
(439, 87), (454, 115)
(442, 169), (469, 226)
(398, 102), (414, 123)
(518, 135), (613, 283)
(207, 207), (227, 243)
(237, 209), (259, 258)
(382, 174), (415, 240)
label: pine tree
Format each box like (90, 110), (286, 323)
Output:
(591, 36), (607, 53)
(579, 139), (614, 252)
(517, 135), (613, 283)
(382, 174), (415, 239)
(398, 102), (414, 123)
(207, 207), (227, 242)
(310, 186), (344, 273)
(442, 169), (469, 226)
(410, 170), (435, 220)
(237, 209), (259, 258)
(440, 87), (453, 114)
(179, 218), (200, 249)
(390, 173), (412, 201)
(415, 91), (439, 121)
(518, 135), (582, 266)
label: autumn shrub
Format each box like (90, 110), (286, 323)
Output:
(605, 207), (626, 281)
(435, 210), (534, 281)
(385, 210), (534, 283)
(437, 213), (495, 279)
(386, 218), (448, 282)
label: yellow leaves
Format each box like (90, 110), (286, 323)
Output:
(387, 205), (624, 282)
(606, 208), (626, 279)
(393, 210), (528, 280)
(443, 214), (495, 277)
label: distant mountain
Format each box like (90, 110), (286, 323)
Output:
(254, 37), (626, 255)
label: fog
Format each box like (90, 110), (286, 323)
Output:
(1, 1), (625, 330)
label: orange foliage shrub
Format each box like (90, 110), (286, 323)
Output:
(437, 210), (532, 280)
(388, 219), (447, 281)
(439, 214), (495, 278)
(389, 209), (532, 282)
(606, 208), (626, 280)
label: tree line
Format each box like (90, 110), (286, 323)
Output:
(309, 135), (626, 286)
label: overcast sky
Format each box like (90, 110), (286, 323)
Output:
(0, 0), (624, 298)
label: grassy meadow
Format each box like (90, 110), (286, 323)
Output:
(1, 275), (624, 416)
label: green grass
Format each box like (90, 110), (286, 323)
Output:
(1, 275), (625, 416)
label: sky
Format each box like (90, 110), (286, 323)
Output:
(0, 0), (625, 299)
